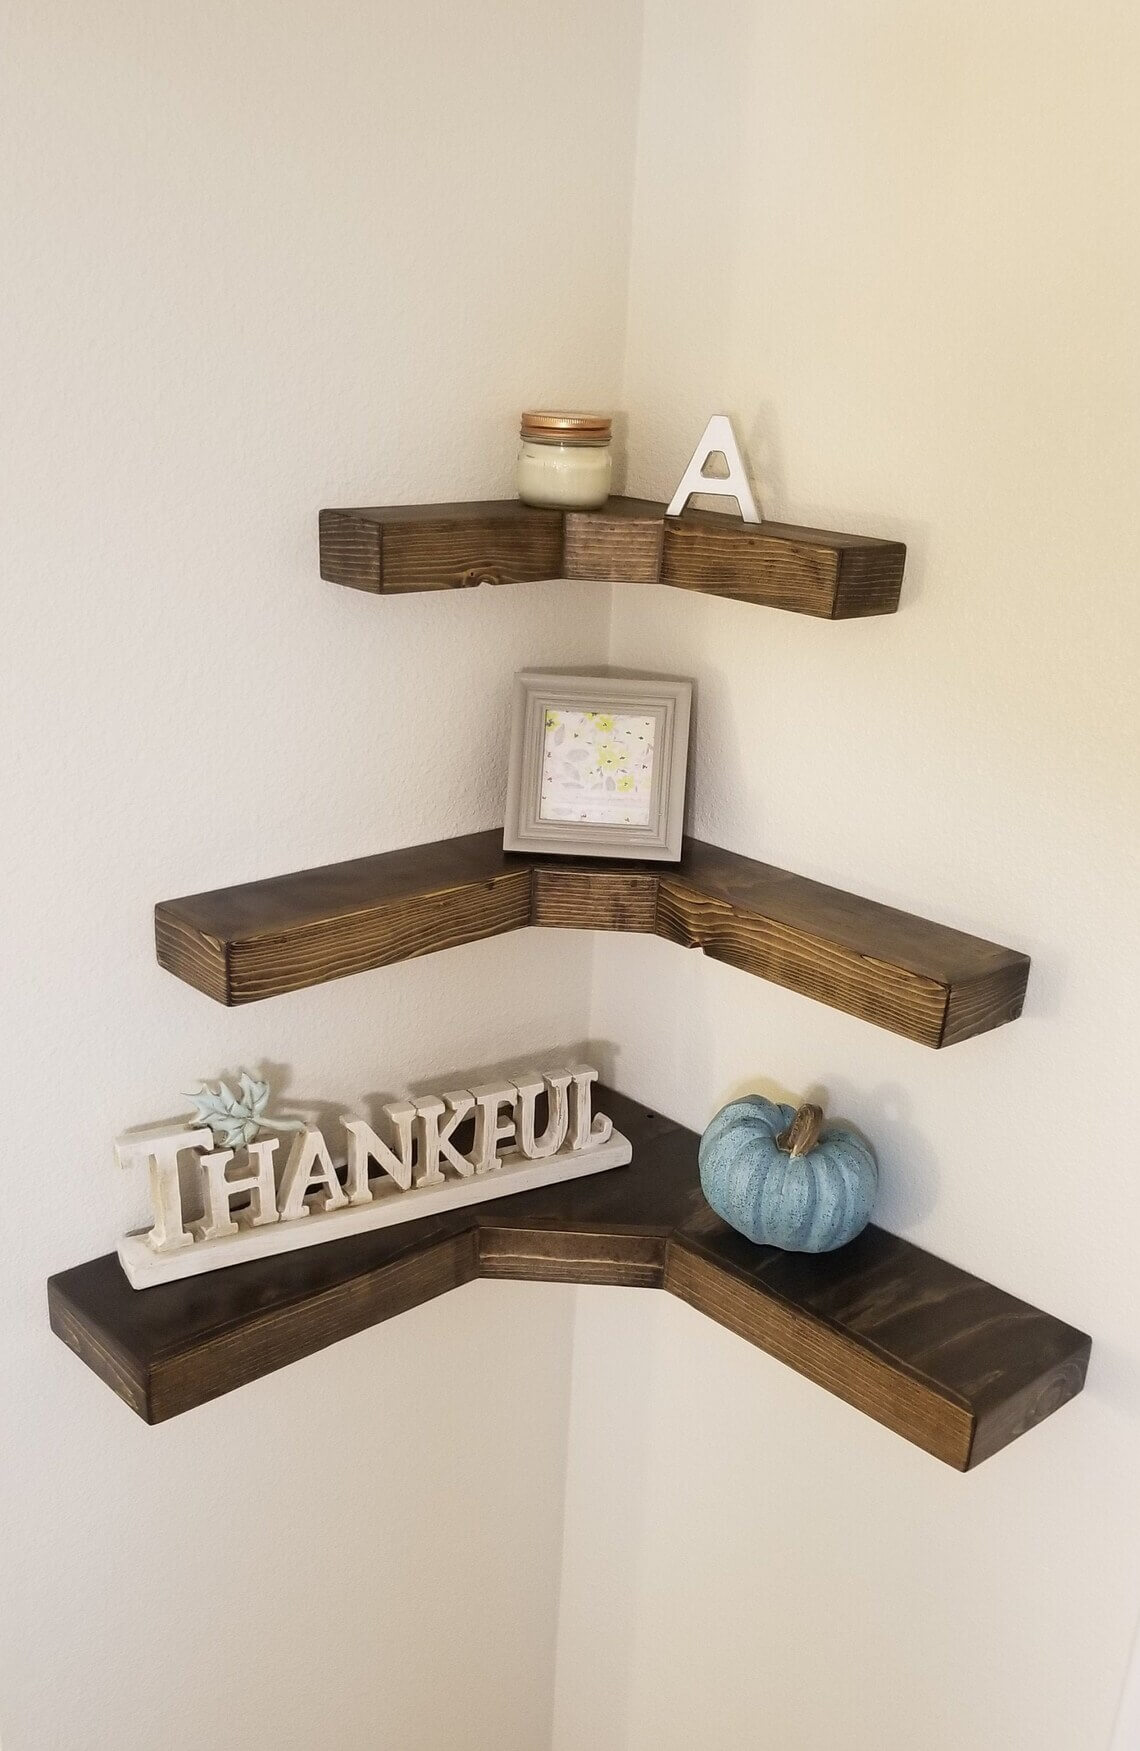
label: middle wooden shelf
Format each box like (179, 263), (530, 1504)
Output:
(155, 831), (1029, 1047)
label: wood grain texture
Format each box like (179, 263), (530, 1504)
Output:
(319, 498), (904, 616)
(316, 510), (382, 593)
(655, 841), (1029, 1048)
(155, 833), (533, 1003)
(660, 510), (906, 618)
(664, 1238), (973, 1464)
(530, 864), (659, 934)
(831, 540), (911, 619)
(155, 832), (1029, 1045)
(667, 1201), (1090, 1468)
(940, 963), (1032, 1048)
(48, 1090), (1089, 1466)
(478, 1225), (668, 1288)
(562, 498), (664, 584)
(319, 502), (563, 593)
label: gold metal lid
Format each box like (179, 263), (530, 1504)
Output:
(521, 409), (612, 442)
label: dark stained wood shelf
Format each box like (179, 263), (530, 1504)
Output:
(155, 830), (1029, 1047)
(48, 1090), (1089, 1467)
(318, 497), (905, 619)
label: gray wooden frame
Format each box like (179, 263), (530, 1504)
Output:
(504, 670), (692, 861)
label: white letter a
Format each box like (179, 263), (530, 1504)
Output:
(666, 414), (761, 524)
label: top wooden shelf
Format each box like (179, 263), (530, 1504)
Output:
(318, 497), (905, 619)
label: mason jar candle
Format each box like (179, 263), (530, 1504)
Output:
(516, 410), (613, 510)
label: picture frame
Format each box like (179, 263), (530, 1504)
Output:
(504, 670), (693, 862)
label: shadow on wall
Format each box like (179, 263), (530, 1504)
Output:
(700, 1063), (941, 1231)
(588, 1004), (943, 1232)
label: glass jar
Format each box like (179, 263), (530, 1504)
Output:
(516, 410), (612, 510)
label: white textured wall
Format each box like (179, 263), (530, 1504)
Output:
(557, 4), (1140, 1748)
(0, 3), (641, 1747)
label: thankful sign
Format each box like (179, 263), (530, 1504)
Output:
(116, 1066), (630, 1290)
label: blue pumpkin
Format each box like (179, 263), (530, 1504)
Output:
(698, 1096), (877, 1252)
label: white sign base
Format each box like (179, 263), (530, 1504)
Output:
(118, 1130), (632, 1289)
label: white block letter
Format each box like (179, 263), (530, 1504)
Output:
(468, 1084), (519, 1175)
(196, 1138), (281, 1242)
(666, 414), (761, 523)
(278, 1128), (348, 1222)
(568, 1067), (614, 1151)
(414, 1091), (476, 1184)
(343, 1101), (417, 1200)
(116, 1127), (213, 1254)
(515, 1073), (571, 1160)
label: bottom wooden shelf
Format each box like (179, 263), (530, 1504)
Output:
(48, 1090), (1089, 1469)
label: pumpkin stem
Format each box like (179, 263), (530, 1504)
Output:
(776, 1103), (824, 1158)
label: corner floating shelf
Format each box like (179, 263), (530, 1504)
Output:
(155, 830), (1029, 1047)
(53, 487), (1071, 1465)
(48, 1090), (1088, 1466)
(319, 497), (906, 619)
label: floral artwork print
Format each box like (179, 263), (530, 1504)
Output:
(538, 709), (657, 827)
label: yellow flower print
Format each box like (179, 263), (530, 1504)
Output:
(616, 773), (635, 792)
(593, 714), (615, 733)
(545, 710), (561, 731)
(597, 744), (621, 773)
